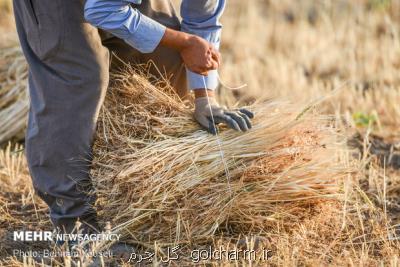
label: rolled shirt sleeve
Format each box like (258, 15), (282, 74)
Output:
(181, 0), (226, 90)
(84, 0), (166, 53)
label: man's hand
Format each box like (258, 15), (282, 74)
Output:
(160, 28), (220, 75)
(194, 92), (254, 134)
(180, 35), (220, 75)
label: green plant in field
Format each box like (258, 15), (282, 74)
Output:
(0, 0), (12, 13)
(368, 0), (391, 11)
(352, 111), (378, 128)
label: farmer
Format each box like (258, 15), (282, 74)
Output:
(13, 0), (254, 253)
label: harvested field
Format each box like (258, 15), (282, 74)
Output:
(1, 0), (400, 266)
(93, 69), (347, 245)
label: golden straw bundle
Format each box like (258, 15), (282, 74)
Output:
(0, 43), (350, 262)
(92, 68), (349, 250)
(0, 45), (28, 145)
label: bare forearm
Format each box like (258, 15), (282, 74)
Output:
(194, 89), (215, 98)
(160, 28), (219, 76)
(160, 28), (191, 52)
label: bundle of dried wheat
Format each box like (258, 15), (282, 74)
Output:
(91, 68), (349, 250)
(0, 45), (28, 145)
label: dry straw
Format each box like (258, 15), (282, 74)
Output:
(91, 67), (350, 250)
(0, 44), (350, 261)
(0, 44), (351, 261)
(0, 45), (28, 145)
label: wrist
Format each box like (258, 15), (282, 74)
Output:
(178, 33), (194, 52)
(194, 89), (215, 99)
(160, 28), (193, 52)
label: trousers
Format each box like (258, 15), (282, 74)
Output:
(13, 0), (186, 231)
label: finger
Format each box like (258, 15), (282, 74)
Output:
(195, 113), (210, 129)
(237, 111), (252, 129)
(195, 113), (217, 134)
(214, 114), (241, 131)
(225, 111), (249, 131)
(212, 115), (226, 125)
(190, 65), (208, 76)
(205, 56), (212, 67)
(239, 108), (255, 119)
(196, 65), (209, 76)
(208, 120), (218, 135)
(211, 48), (221, 66)
(209, 59), (219, 70)
(205, 57), (216, 70)
(198, 70), (209, 76)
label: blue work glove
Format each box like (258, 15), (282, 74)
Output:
(194, 96), (254, 134)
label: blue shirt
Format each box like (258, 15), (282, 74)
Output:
(84, 0), (226, 90)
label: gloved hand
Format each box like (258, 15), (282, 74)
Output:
(194, 96), (254, 134)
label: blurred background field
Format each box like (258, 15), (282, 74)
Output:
(1, 0), (400, 266)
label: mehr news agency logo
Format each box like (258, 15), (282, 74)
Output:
(13, 230), (120, 243)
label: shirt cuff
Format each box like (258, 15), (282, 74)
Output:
(125, 13), (166, 53)
(187, 69), (218, 90)
(181, 28), (221, 50)
(184, 30), (220, 90)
